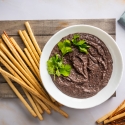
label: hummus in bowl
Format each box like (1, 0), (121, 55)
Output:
(40, 25), (123, 109)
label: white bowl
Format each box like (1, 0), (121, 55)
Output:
(40, 25), (123, 109)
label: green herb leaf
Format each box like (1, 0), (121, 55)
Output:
(79, 46), (88, 54)
(77, 40), (86, 45)
(47, 57), (55, 74)
(72, 39), (85, 46)
(71, 39), (77, 45)
(64, 64), (71, 71)
(58, 39), (72, 56)
(62, 47), (72, 55)
(55, 54), (62, 62)
(58, 42), (63, 50)
(60, 69), (70, 76)
(72, 34), (90, 54)
(73, 34), (79, 39)
(80, 43), (90, 49)
(56, 69), (61, 76)
(47, 66), (55, 74)
(47, 54), (71, 78)
(57, 61), (63, 68)
(60, 64), (71, 76)
(64, 39), (71, 46)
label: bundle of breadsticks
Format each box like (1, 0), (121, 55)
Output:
(0, 22), (68, 120)
(96, 100), (125, 125)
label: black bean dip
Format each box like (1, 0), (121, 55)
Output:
(50, 33), (113, 98)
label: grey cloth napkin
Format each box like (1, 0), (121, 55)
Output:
(118, 11), (125, 27)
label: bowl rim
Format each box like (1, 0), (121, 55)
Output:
(40, 24), (123, 109)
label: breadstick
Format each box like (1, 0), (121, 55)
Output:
(18, 30), (39, 67)
(1, 73), (36, 117)
(24, 48), (50, 101)
(109, 117), (125, 125)
(24, 48), (40, 79)
(20, 31), (53, 104)
(24, 90), (43, 120)
(0, 39), (4, 45)
(1, 37), (51, 109)
(96, 101), (125, 123)
(0, 50), (36, 91)
(0, 44), (43, 95)
(1, 51), (50, 112)
(0, 38), (3, 43)
(33, 96), (51, 114)
(49, 95), (56, 102)
(25, 22), (41, 56)
(0, 39), (8, 50)
(0, 47), (49, 110)
(35, 102), (43, 114)
(2, 33), (40, 87)
(1, 56), (44, 118)
(104, 112), (125, 124)
(58, 102), (63, 107)
(54, 101), (60, 107)
(55, 101), (63, 107)
(109, 100), (125, 118)
(0, 68), (68, 118)
(2, 34), (28, 71)
(22, 30), (39, 62)
(3, 31), (14, 44)
(10, 37), (39, 81)
(115, 107), (125, 116)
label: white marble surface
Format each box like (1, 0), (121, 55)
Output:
(0, 0), (125, 125)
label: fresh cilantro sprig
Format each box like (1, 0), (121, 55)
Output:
(72, 34), (90, 54)
(47, 54), (71, 79)
(58, 39), (72, 56)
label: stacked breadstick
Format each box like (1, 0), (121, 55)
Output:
(0, 22), (68, 120)
(96, 100), (125, 125)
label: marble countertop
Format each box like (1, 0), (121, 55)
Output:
(0, 0), (125, 125)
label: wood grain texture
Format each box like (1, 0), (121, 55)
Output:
(0, 19), (116, 98)
(0, 19), (115, 35)
(0, 82), (25, 98)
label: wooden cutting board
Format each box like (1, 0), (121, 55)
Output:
(0, 19), (116, 98)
